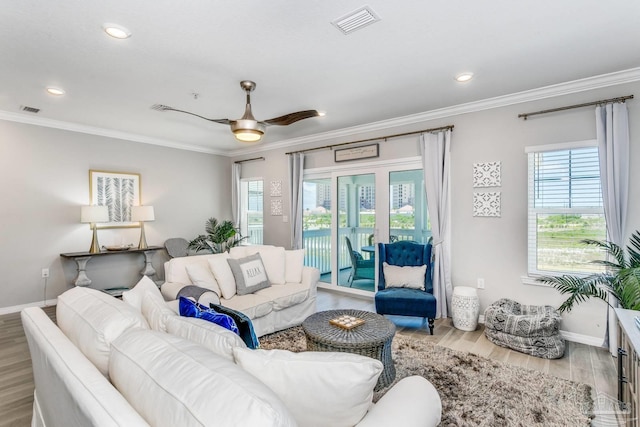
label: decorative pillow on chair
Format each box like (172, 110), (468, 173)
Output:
(179, 297), (239, 335)
(210, 303), (259, 349)
(382, 262), (426, 290)
(227, 253), (271, 296)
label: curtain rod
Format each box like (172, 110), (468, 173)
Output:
(285, 125), (454, 156)
(518, 94), (634, 120)
(234, 156), (265, 164)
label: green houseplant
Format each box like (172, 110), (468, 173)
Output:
(188, 217), (246, 254)
(537, 230), (640, 312)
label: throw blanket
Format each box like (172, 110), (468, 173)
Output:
(177, 285), (217, 302)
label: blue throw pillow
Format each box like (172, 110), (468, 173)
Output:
(210, 303), (260, 349)
(179, 297), (239, 335)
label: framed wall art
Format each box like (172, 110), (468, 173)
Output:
(89, 170), (141, 228)
(334, 143), (379, 162)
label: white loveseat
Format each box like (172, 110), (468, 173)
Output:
(161, 245), (319, 337)
(22, 286), (442, 427)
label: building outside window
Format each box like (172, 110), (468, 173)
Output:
(526, 140), (605, 276)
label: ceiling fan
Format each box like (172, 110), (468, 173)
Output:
(152, 80), (322, 143)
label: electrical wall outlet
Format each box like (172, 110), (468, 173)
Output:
(41, 268), (49, 278)
(477, 278), (485, 289)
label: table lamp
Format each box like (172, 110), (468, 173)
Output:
(80, 205), (109, 253)
(132, 205), (155, 249)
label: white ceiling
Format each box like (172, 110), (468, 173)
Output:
(1, 1), (640, 154)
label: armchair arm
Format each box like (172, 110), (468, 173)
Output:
(355, 376), (441, 427)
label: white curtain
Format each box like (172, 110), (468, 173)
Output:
(596, 102), (630, 355)
(288, 153), (305, 249)
(420, 130), (452, 318)
(231, 163), (241, 230)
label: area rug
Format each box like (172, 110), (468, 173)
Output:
(260, 327), (593, 426)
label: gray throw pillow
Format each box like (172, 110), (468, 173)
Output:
(227, 253), (271, 296)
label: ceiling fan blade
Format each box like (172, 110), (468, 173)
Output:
(262, 110), (321, 126)
(151, 104), (230, 125)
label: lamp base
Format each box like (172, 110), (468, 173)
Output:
(138, 223), (148, 250)
(89, 225), (101, 253)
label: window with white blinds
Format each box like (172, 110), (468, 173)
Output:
(526, 140), (605, 275)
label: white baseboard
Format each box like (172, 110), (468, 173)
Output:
(559, 330), (604, 347)
(478, 314), (603, 347)
(0, 299), (58, 316)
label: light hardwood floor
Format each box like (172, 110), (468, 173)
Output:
(0, 292), (620, 427)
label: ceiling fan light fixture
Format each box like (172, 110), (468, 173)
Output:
(231, 119), (265, 143)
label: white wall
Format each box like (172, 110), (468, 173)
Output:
(0, 120), (231, 310)
(233, 80), (640, 340)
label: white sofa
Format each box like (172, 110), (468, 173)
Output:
(161, 245), (320, 337)
(22, 286), (442, 427)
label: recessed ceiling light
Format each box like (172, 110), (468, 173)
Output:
(46, 87), (65, 96)
(455, 73), (474, 83)
(318, 111), (327, 117)
(103, 24), (131, 39)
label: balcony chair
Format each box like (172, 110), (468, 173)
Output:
(345, 237), (375, 287)
(376, 240), (436, 334)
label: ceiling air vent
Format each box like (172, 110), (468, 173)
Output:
(332, 6), (380, 35)
(21, 105), (40, 114)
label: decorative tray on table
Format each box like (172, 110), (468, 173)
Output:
(329, 315), (365, 330)
(103, 245), (133, 251)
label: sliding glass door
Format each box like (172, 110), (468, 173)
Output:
(302, 159), (429, 293)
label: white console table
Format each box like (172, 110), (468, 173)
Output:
(60, 246), (162, 292)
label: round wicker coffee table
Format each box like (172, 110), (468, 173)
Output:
(302, 309), (396, 390)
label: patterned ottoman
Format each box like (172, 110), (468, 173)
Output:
(484, 298), (565, 359)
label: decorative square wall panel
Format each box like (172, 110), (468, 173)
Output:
(473, 161), (501, 187)
(473, 192), (501, 217)
(270, 180), (282, 197)
(270, 199), (283, 216)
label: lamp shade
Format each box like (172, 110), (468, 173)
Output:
(131, 205), (155, 222)
(80, 205), (109, 223)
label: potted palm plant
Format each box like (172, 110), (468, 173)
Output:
(188, 217), (247, 254)
(537, 230), (640, 312)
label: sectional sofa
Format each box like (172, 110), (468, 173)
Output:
(21, 285), (443, 426)
(160, 245), (319, 336)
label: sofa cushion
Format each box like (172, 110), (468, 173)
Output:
(185, 262), (222, 297)
(141, 290), (177, 332)
(285, 249), (305, 284)
(122, 275), (162, 312)
(208, 253), (237, 299)
(234, 347), (383, 427)
(222, 292), (273, 320)
(56, 287), (149, 378)
(382, 262), (426, 290)
(232, 245), (286, 285)
(228, 253), (271, 295)
(165, 315), (246, 362)
(255, 282), (310, 311)
(110, 329), (296, 427)
(179, 297), (239, 334)
(164, 253), (213, 285)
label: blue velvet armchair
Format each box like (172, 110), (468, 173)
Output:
(376, 240), (436, 334)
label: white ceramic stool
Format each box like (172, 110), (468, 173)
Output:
(451, 286), (480, 331)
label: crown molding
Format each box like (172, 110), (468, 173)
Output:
(228, 67), (640, 157)
(0, 110), (226, 155)
(2, 67), (639, 158)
